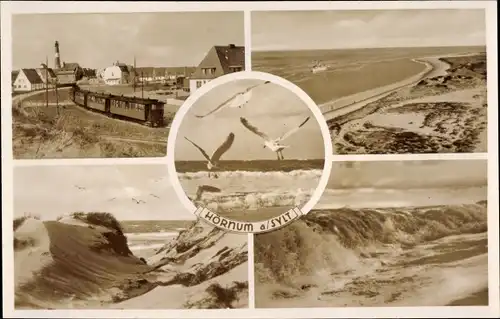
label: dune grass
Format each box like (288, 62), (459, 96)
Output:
(13, 213), (40, 231)
(66, 212), (125, 235)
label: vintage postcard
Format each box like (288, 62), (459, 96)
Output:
(2, 1), (498, 319)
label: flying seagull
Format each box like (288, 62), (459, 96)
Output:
(195, 81), (271, 118)
(184, 133), (235, 178)
(132, 198), (146, 204)
(150, 194), (160, 199)
(74, 185), (86, 190)
(240, 116), (311, 160)
(188, 185), (222, 205)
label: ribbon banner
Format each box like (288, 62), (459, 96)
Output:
(194, 206), (304, 234)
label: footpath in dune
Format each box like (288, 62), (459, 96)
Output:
(14, 212), (248, 309)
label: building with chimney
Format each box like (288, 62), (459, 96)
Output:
(189, 44), (245, 94)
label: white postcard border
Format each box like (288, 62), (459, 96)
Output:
(2, 1), (498, 318)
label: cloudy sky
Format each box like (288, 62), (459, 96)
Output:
(12, 11), (244, 69)
(175, 79), (325, 161)
(252, 9), (486, 51)
(317, 160), (488, 209)
(14, 165), (194, 221)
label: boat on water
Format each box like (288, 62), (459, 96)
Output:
(311, 61), (328, 73)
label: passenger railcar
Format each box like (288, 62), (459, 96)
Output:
(69, 85), (165, 127)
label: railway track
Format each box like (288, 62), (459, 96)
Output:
(100, 135), (167, 146)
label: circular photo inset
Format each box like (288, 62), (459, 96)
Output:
(168, 71), (332, 234)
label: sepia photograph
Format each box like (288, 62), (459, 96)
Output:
(13, 165), (248, 309)
(252, 9), (488, 154)
(11, 11), (245, 159)
(173, 78), (327, 224)
(254, 159), (488, 308)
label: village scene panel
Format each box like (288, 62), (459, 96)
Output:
(11, 12), (245, 159)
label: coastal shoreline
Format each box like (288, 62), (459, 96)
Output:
(321, 56), (449, 121)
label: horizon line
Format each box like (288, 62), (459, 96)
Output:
(252, 44), (487, 53)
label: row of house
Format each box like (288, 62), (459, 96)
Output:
(12, 68), (57, 92)
(12, 43), (245, 94)
(12, 62), (85, 92)
(96, 44), (245, 93)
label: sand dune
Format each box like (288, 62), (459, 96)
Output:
(254, 201), (488, 308)
(14, 213), (248, 309)
(329, 53), (487, 154)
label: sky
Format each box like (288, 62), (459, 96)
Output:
(175, 79), (325, 161)
(14, 165), (195, 221)
(252, 9), (486, 51)
(327, 159), (488, 190)
(12, 11), (244, 70)
(317, 160), (488, 209)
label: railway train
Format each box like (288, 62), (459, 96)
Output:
(69, 85), (165, 127)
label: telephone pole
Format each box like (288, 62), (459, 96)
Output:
(45, 56), (49, 108)
(133, 55), (136, 92)
(55, 77), (59, 116)
(141, 71), (144, 99)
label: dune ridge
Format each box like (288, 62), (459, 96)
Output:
(255, 201), (487, 288)
(14, 212), (248, 309)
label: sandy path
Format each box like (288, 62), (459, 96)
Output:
(322, 57), (450, 121)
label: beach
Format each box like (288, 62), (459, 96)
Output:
(253, 46), (487, 154)
(325, 52), (487, 154)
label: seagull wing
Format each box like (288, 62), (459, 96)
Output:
(228, 90), (251, 108)
(240, 117), (269, 140)
(194, 81), (270, 118)
(195, 184), (222, 201)
(279, 116), (311, 141)
(244, 80), (271, 93)
(210, 133), (235, 162)
(184, 136), (212, 162)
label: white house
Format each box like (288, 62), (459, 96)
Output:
(12, 69), (45, 92)
(104, 63), (132, 85)
(189, 44), (245, 94)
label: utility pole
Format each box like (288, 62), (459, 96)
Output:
(133, 55), (136, 92)
(45, 56), (49, 108)
(55, 77), (59, 116)
(141, 71), (144, 99)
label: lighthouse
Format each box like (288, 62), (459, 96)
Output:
(54, 41), (61, 69)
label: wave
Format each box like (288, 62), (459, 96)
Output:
(178, 169), (323, 181)
(254, 202), (487, 287)
(129, 243), (166, 252)
(126, 232), (179, 239)
(197, 188), (315, 212)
